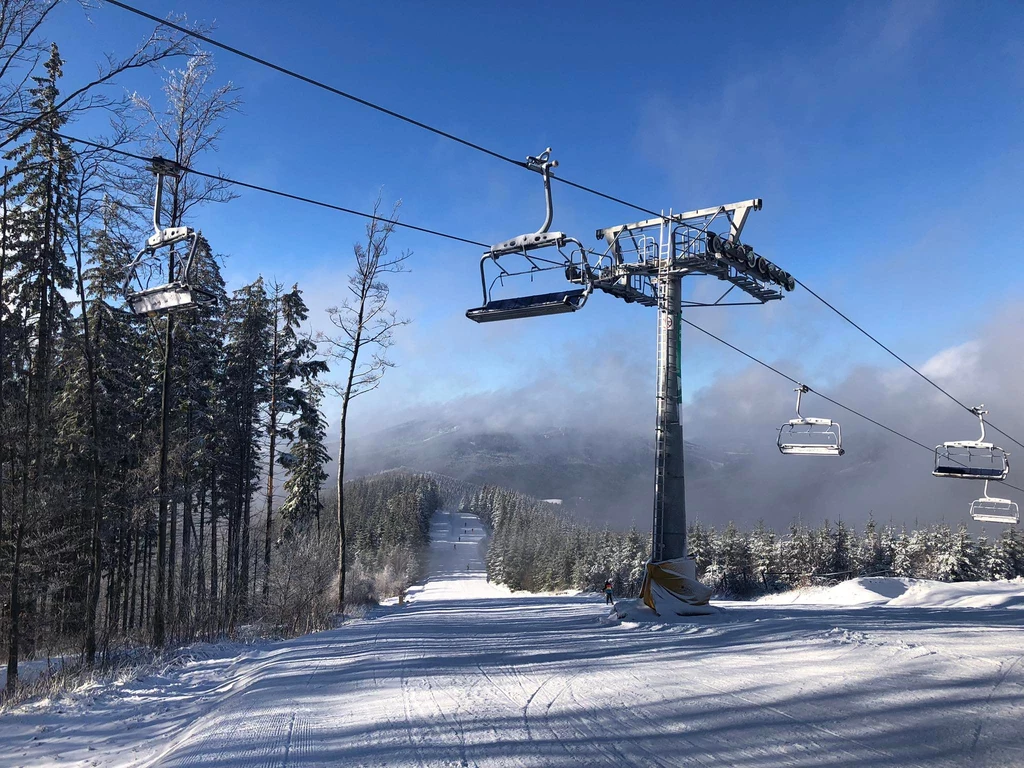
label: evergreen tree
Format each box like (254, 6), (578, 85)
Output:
(3, 43), (76, 696)
(261, 283), (327, 600)
(279, 381), (330, 535)
(220, 277), (272, 628)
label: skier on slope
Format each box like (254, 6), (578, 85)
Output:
(603, 580), (614, 605)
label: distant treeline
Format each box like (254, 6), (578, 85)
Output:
(462, 485), (1024, 599)
(687, 518), (1024, 598)
(460, 485), (648, 596)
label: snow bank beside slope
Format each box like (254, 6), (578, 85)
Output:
(888, 578), (1024, 609)
(759, 577), (915, 606)
(758, 576), (1024, 608)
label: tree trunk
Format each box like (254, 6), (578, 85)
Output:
(196, 481), (206, 632)
(168, 494), (177, 636)
(263, 307), (280, 602)
(128, 526), (139, 631)
(210, 474), (218, 615)
(72, 196), (105, 667)
(153, 313), (175, 647)
(336, 405), (347, 610)
(5, 514), (25, 698)
(142, 527), (152, 632)
(6, 333), (34, 699)
(336, 284), (370, 611)
(0, 171), (8, 543)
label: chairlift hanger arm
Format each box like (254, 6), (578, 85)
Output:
(972, 405), (989, 443)
(525, 147), (557, 235)
(794, 384), (809, 419)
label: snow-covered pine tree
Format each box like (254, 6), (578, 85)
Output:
(749, 519), (780, 587)
(220, 277), (272, 629)
(2, 43), (75, 696)
(279, 380), (330, 536)
(930, 524), (978, 582)
(261, 282), (327, 601)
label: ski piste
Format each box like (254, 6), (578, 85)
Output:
(2, 509), (1023, 767)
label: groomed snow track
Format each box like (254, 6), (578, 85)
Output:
(2, 509), (1024, 767)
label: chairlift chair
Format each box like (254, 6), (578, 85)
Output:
(122, 157), (216, 316)
(969, 480), (1019, 525)
(933, 406), (1009, 480)
(777, 385), (844, 456)
(466, 148), (593, 323)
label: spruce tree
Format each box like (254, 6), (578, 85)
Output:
(261, 283), (327, 600)
(2, 43), (75, 696)
(280, 380), (330, 536)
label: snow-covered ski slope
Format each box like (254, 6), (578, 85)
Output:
(2, 509), (1024, 767)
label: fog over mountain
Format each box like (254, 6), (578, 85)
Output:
(347, 418), (740, 526)
(344, 303), (1024, 532)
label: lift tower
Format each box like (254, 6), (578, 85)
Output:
(467, 150), (795, 608)
(593, 200), (790, 563)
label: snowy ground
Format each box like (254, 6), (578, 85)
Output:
(2, 510), (1024, 767)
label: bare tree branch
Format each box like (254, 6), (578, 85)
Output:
(316, 195), (410, 610)
(0, 3), (202, 149)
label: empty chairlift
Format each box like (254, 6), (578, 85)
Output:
(969, 480), (1019, 525)
(933, 406), (1009, 480)
(466, 148), (592, 323)
(777, 385), (844, 457)
(122, 157), (216, 316)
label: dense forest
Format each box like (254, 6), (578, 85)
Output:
(465, 484), (1024, 599)
(0, 3), (420, 699)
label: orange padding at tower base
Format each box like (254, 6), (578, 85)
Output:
(640, 558), (714, 615)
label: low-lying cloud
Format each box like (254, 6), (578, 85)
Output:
(340, 299), (1024, 533)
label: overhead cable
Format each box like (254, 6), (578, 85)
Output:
(9, 116), (1020, 497)
(795, 277), (1024, 451)
(679, 315), (1024, 496)
(102, 0), (660, 218)
(96, 2), (1024, 452)
(0, 117), (489, 248)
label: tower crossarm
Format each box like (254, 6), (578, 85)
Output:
(591, 198), (793, 305)
(595, 199), (762, 244)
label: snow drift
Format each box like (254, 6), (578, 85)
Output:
(757, 576), (1024, 609)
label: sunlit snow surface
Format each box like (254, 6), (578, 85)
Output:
(2, 510), (1024, 767)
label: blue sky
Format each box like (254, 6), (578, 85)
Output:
(45, 0), (1024, 447)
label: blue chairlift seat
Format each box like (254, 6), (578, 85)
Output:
(466, 289), (586, 323)
(933, 442), (1008, 481)
(934, 463), (1005, 479)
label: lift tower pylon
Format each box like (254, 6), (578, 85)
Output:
(595, 200), (791, 572)
(466, 149), (797, 612)
(654, 239), (685, 561)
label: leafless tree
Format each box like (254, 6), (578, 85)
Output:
(318, 199), (409, 610)
(0, 1), (199, 148)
